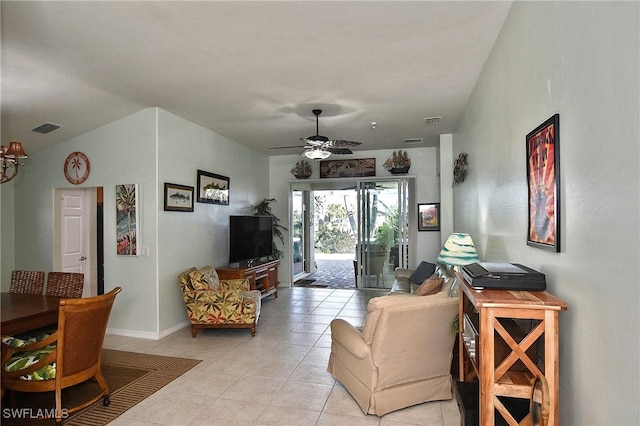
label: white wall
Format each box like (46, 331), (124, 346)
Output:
(5, 108), (271, 338)
(0, 182), (16, 286)
(269, 146), (442, 286)
(157, 109), (269, 334)
(10, 109), (160, 333)
(454, 2), (639, 424)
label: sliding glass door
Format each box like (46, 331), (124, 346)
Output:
(290, 177), (410, 289)
(356, 179), (409, 289)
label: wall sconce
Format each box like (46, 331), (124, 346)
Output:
(453, 153), (468, 186)
(1, 141), (28, 184)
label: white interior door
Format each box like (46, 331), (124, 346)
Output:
(56, 188), (97, 297)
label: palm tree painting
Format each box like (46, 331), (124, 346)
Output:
(116, 184), (138, 255)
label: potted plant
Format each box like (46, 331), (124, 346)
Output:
(374, 208), (400, 266)
(374, 222), (393, 248)
(253, 198), (287, 259)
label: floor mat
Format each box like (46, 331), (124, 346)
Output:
(1, 349), (201, 425)
(294, 278), (329, 288)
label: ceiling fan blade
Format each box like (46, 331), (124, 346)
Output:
(269, 145), (307, 150)
(326, 147), (353, 155)
(326, 139), (362, 148)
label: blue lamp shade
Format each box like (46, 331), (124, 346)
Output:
(437, 233), (479, 266)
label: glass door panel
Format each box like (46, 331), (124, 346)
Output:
(356, 179), (409, 289)
(292, 189), (306, 279)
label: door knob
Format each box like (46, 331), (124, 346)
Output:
(79, 256), (87, 261)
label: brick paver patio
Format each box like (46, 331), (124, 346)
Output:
(298, 253), (394, 290)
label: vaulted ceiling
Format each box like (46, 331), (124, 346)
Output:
(1, 1), (512, 157)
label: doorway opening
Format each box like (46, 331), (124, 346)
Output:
(304, 188), (358, 289)
(291, 178), (410, 290)
(53, 187), (104, 297)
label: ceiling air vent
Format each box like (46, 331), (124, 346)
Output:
(31, 122), (64, 134)
(424, 116), (441, 125)
(404, 138), (423, 145)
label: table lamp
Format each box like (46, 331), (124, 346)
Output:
(437, 233), (479, 296)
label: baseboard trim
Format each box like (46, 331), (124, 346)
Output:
(107, 320), (189, 341)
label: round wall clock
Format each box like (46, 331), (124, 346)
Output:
(64, 151), (90, 185)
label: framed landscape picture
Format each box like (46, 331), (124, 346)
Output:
(197, 170), (229, 205)
(526, 114), (560, 252)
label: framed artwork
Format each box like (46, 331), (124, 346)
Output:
(116, 184), (138, 255)
(197, 169), (229, 205)
(418, 203), (440, 231)
(526, 114), (560, 252)
(320, 158), (376, 178)
(164, 182), (194, 212)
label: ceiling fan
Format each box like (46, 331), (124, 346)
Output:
(270, 109), (362, 160)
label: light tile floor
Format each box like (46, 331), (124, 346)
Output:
(103, 287), (461, 426)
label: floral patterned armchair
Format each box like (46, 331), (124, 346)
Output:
(178, 266), (261, 337)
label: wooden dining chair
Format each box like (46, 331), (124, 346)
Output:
(45, 272), (84, 298)
(9, 270), (45, 295)
(1, 287), (122, 424)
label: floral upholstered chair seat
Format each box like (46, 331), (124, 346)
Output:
(2, 331), (57, 381)
(178, 266), (261, 337)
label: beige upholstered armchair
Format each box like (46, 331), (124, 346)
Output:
(178, 266), (261, 337)
(327, 292), (458, 416)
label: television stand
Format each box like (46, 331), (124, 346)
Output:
(217, 259), (279, 299)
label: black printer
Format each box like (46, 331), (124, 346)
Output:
(461, 262), (546, 291)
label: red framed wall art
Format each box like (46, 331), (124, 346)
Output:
(526, 114), (560, 252)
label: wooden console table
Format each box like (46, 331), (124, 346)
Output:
(458, 274), (567, 425)
(217, 260), (279, 299)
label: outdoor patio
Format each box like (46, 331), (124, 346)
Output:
(304, 253), (355, 289)
(297, 253), (394, 290)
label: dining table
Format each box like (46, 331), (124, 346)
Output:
(1, 292), (62, 336)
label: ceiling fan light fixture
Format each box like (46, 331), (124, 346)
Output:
(303, 148), (331, 161)
(284, 108), (361, 158)
(304, 134), (329, 143)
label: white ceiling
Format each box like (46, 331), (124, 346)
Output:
(1, 1), (512, 157)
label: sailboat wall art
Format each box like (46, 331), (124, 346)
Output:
(383, 150), (411, 175)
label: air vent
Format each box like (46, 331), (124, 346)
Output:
(404, 138), (423, 145)
(424, 116), (441, 125)
(31, 122), (64, 134)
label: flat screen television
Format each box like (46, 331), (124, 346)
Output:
(229, 215), (274, 264)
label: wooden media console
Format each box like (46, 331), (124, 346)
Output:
(217, 259), (279, 299)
